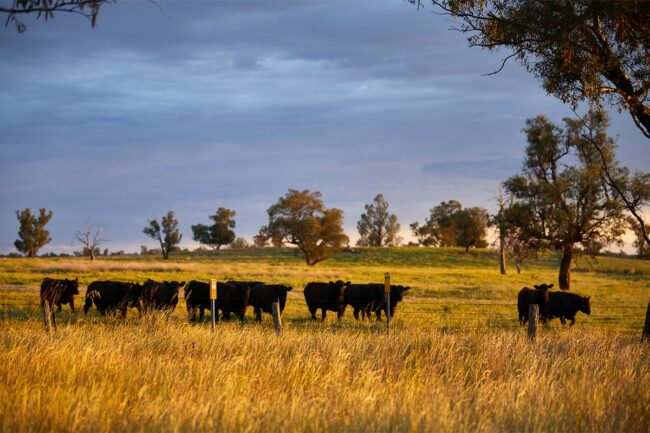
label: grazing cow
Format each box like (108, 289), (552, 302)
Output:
(83, 281), (142, 318)
(517, 283), (553, 325)
(40, 278), (79, 331)
(544, 291), (591, 326)
(141, 279), (185, 314)
(303, 280), (350, 321)
(184, 280), (212, 321)
(215, 281), (251, 321)
(344, 283), (410, 321)
(249, 284), (293, 322)
(374, 284), (410, 320)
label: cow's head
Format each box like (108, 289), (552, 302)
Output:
(66, 278), (80, 295)
(533, 283), (553, 303)
(391, 285), (410, 302)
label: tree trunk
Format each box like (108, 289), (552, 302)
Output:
(89, 250), (95, 261)
(465, 244), (470, 253)
(559, 243), (573, 290)
(515, 259), (521, 274)
(499, 240), (507, 275)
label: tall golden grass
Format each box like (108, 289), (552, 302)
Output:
(1, 317), (648, 433)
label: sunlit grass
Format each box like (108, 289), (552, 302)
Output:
(0, 247), (648, 432)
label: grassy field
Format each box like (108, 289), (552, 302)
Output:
(0, 247), (649, 432)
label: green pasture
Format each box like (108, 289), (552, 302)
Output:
(1, 247), (648, 334)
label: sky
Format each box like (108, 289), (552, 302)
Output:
(1, 0), (648, 255)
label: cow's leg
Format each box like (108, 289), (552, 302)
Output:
(308, 305), (317, 320)
(255, 308), (262, 322)
(69, 297), (75, 313)
(560, 316), (566, 325)
(320, 309), (327, 322)
(569, 316), (576, 326)
(353, 309), (360, 320)
(56, 302), (62, 311)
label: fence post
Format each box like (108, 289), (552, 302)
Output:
(271, 302), (282, 336)
(642, 300), (650, 341)
(210, 279), (217, 331)
(528, 304), (538, 341)
(42, 302), (52, 332)
(384, 272), (391, 335)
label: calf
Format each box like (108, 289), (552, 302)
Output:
(249, 284), (293, 322)
(545, 291), (591, 326)
(303, 280), (350, 321)
(40, 277), (79, 331)
(517, 283), (552, 325)
(141, 279), (185, 314)
(84, 281), (142, 318)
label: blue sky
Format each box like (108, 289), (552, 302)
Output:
(1, 0), (648, 254)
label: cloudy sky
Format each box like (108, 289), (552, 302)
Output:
(1, 0), (648, 254)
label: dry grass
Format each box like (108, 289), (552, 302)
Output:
(0, 318), (648, 433)
(1, 249), (649, 432)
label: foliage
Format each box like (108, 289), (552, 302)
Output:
(411, 0), (650, 138)
(253, 226), (270, 248)
(142, 210), (182, 260)
(1, 0), (113, 32)
(14, 208), (53, 257)
(191, 207), (237, 251)
(229, 237), (250, 249)
(503, 111), (627, 289)
(411, 200), (489, 251)
(266, 189), (349, 266)
(356, 194), (401, 247)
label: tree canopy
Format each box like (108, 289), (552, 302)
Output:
(356, 194), (401, 247)
(411, 200), (489, 251)
(266, 189), (349, 266)
(191, 207), (237, 251)
(143, 210), (182, 260)
(2, 0), (113, 32)
(503, 111), (627, 289)
(14, 207), (53, 257)
(411, 0), (650, 139)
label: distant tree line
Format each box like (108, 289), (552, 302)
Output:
(12, 110), (650, 288)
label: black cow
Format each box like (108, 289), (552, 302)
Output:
(544, 291), (591, 326)
(517, 283), (553, 325)
(83, 281), (142, 318)
(249, 284), (293, 322)
(215, 281), (252, 321)
(374, 284), (410, 320)
(40, 277), (79, 331)
(184, 280), (212, 321)
(344, 283), (410, 321)
(303, 280), (350, 321)
(141, 279), (185, 314)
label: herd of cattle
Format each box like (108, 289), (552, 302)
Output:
(38, 278), (411, 328)
(37, 278), (592, 328)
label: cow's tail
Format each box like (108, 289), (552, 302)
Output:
(83, 290), (100, 314)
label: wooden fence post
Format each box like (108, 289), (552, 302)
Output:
(42, 302), (52, 332)
(271, 302), (282, 336)
(384, 273), (391, 335)
(642, 300), (650, 341)
(528, 304), (538, 341)
(210, 279), (217, 331)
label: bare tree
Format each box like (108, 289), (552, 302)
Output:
(74, 218), (107, 260)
